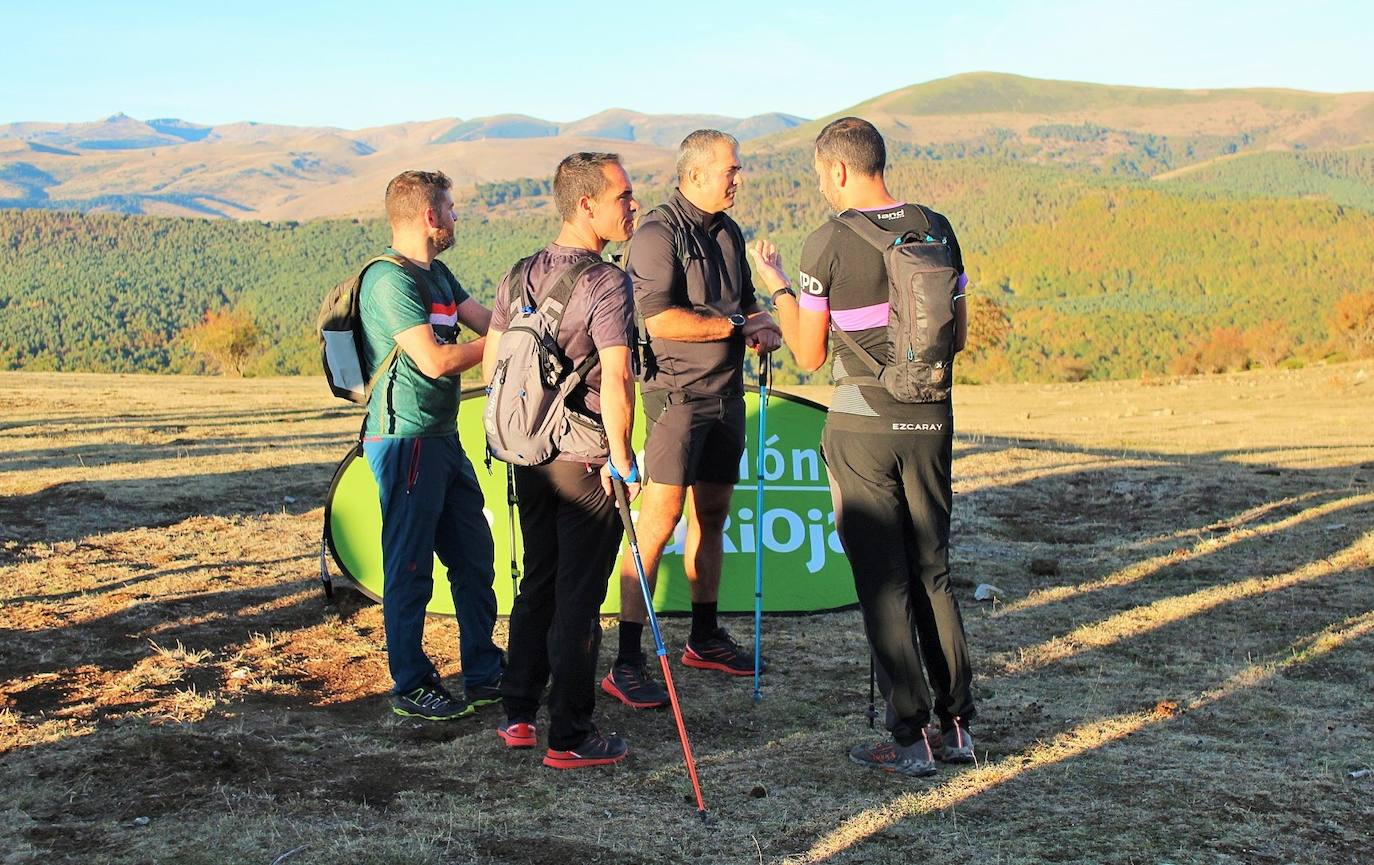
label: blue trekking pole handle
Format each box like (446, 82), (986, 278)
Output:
(753, 355), (770, 701)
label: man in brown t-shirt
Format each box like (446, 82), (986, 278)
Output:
(602, 130), (782, 709)
(482, 152), (640, 769)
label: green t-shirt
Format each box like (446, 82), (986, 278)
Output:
(359, 249), (471, 438)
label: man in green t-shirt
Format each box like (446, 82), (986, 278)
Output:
(359, 169), (504, 720)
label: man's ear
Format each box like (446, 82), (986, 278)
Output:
(834, 160), (848, 188)
(423, 207), (439, 229)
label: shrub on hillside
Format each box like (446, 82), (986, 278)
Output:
(181, 308), (261, 377)
(1329, 291), (1374, 357)
(965, 294), (1012, 357)
(1242, 319), (1294, 368)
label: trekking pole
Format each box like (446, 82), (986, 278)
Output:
(752, 355), (771, 702)
(867, 655), (878, 730)
(506, 463), (520, 603)
(611, 474), (708, 821)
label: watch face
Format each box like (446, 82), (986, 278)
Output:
(730, 313), (747, 326)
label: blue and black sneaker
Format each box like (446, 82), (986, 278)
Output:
(466, 652), (506, 709)
(392, 680), (472, 721)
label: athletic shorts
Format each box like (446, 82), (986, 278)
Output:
(641, 391), (745, 487)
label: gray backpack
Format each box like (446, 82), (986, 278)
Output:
(831, 207), (961, 403)
(484, 257), (608, 465)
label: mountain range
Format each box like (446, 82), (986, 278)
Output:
(0, 109), (803, 220)
(1, 72), (1372, 222)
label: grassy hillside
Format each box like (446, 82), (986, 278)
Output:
(856, 72), (1344, 116)
(1155, 145), (1374, 211)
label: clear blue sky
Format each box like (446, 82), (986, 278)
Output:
(3, 0), (1370, 128)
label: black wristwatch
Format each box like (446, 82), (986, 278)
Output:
(728, 313), (747, 328)
(771, 285), (796, 303)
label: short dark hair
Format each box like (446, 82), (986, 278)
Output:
(815, 117), (886, 177)
(385, 170), (452, 225)
(554, 152), (622, 220)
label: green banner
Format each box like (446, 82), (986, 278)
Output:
(325, 387), (857, 615)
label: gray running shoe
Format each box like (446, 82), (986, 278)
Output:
(930, 718), (975, 764)
(849, 733), (937, 778)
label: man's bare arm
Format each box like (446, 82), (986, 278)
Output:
(393, 323), (486, 378)
(456, 298), (492, 336)
(748, 240), (828, 371)
(643, 308), (735, 342)
(480, 326), (504, 383)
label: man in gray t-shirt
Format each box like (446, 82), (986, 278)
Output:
(602, 130), (782, 710)
(482, 152), (639, 769)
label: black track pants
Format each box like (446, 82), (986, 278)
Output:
(501, 460), (622, 750)
(822, 424), (975, 745)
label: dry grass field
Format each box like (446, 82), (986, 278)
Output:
(2, 365), (1371, 865)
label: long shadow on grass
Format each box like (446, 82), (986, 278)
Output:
(0, 581), (328, 683)
(781, 607), (1374, 864)
(0, 554), (309, 607)
(0, 406), (353, 435)
(0, 430), (354, 475)
(0, 460), (341, 551)
(950, 432), (1371, 611)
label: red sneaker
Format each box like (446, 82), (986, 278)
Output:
(497, 720), (537, 749)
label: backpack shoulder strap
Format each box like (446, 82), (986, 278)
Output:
(647, 203), (693, 266)
(831, 325), (884, 378)
(504, 255), (538, 319)
(834, 210), (898, 252)
(538, 257), (600, 333)
(359, 254), (433, 409)
(912, 204), (936, 238)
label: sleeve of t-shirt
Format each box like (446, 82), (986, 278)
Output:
(797, 222), (837, 313)
(434, 260), (471, 305)
(626, 219), (681, 320)
(361, 265), (429, 339)
(490, 267), (514, 332)
(586, 264), (634, 350)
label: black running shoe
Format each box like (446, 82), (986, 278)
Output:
(466, 652), (506, 709)
(682, 627), (765, 676)
(602, 654), (669, 709)
(543, 730), (628, 769)
(466, 679), (503, 709)
(392, 681), (472, 721)
(849, 732), (937, 778)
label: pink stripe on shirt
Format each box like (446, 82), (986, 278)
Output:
(831, 302), (889, 331)
(797, 292), (829, 313)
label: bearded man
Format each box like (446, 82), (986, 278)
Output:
(357, 169), (505, 721)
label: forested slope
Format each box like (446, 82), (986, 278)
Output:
(3, 150), (1372, 382)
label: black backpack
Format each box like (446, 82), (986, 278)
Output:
(316, 254), (432, 404)
(831, 207), (960, 403)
